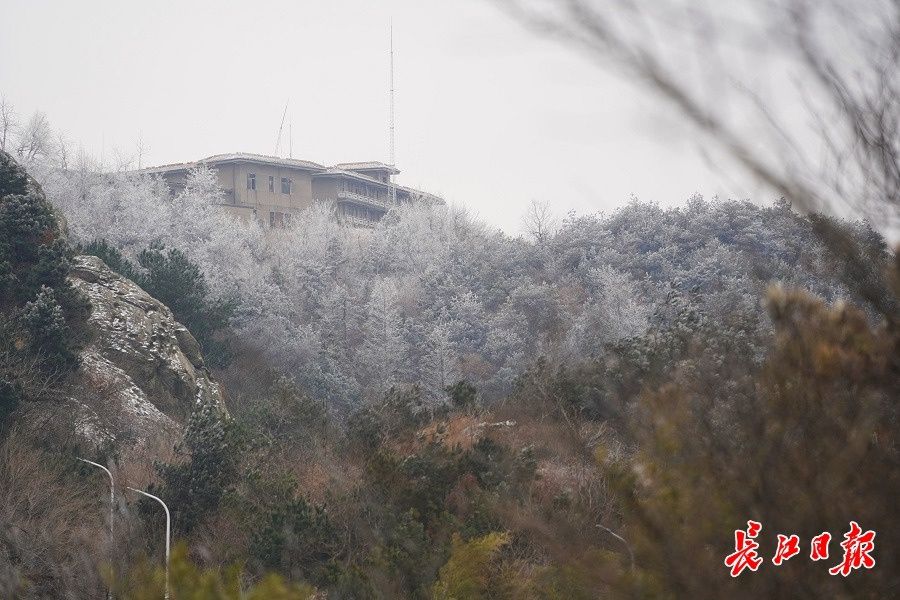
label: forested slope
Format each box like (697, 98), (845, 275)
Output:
(39, 162), (890, 413)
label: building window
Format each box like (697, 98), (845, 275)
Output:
(247, 173), (256, 190)
(281, 177), (292, 194)
(268, 175), (274, 192)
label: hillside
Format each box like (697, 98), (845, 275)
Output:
(1, 153), (897, 598)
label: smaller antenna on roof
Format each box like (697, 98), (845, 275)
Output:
(274, 99), (289, 156)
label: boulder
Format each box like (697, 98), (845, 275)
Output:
(64, 255), (226, 456)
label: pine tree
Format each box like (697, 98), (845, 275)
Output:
(155, 400), (240, 533)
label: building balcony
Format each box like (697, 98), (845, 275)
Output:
(337, 189), (389, 209)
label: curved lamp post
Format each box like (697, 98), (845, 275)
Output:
(127, 487), (171, 600)
(77, 458), (114, 599)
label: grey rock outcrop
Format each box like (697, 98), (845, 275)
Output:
(64, 255), (226, 454)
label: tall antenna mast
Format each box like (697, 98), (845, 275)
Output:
(389, 20), (397, 205)
(274, 99), (289, 156)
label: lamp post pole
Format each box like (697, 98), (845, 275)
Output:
(127, 487), (171, 600)
(77, 458), (114, 600)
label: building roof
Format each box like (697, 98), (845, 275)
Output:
(333, 161), (400, 175)
(136, 152), (326, 175)
(139, 154), (402, 176)
(203, 152), (326, 171)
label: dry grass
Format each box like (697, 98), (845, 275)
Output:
(403, 413), (485, 453)
(0, 430), (107, 598)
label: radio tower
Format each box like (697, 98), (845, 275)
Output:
(389, 21), (397, 205)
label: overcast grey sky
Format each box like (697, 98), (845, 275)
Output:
(0, 0), (758, 234)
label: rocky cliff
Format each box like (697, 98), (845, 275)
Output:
(60, 255), (226, 457)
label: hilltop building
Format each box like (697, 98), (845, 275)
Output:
(138, 152), (443, 227)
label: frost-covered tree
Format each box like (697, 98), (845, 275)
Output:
(565, 265), (651, 358)
(420, 319), (458, 406)
(358, 277), (409, 399)
(14, 112), (54, 163)
(0, 98), (14, 153)
(522, 199), (559, 244)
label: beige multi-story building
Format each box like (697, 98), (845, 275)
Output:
(138, 152), (444, 227)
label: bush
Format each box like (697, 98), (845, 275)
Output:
(155, 400), (241, 534)
(0, 378), (23, 432)
(113, 543), (316, 600)
(347, 385), (428, 449)
(0, 151), (28, 198)
(431, 532), (509, 600)
(249, 376), (328, 446)
(598, 284), (900, 598)
(20, 286), (78, 368)
(137, 245), (235, 366)
(0, 188), (58, 300)
(250, 496), (339, 584)
(445, 380), (477, 411)
(76, 239), (142, 282)
(375, 509), (435, 596)
(0, 152), (87, 380)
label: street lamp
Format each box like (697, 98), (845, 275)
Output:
(127, 487), (171, 600)
(77, 457), (114, 599)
